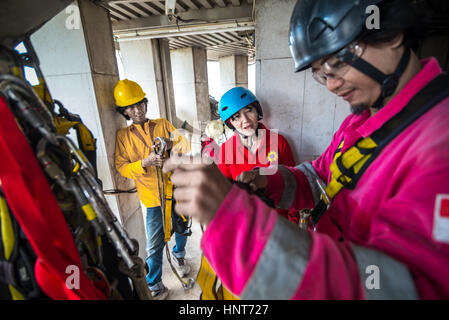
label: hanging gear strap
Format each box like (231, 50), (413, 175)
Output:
(163, 173), (174, 242)
(309, 73), (449, 226)
(54, 117), (98, 175)
(0, 95), (106, 299)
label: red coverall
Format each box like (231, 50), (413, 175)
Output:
(218, 123), (298, 222)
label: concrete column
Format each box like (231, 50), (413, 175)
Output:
(171, 46), (210, 154)
(31, 0), (146, 259)
(255, 0), (350, 164)
(219, 54), (248, 96)
(153, 38), (183, 129)
(118, 39), (167, 120)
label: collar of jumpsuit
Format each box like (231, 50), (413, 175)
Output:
(233, 122), (269, 160)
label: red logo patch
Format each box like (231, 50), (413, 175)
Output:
(441, 199), (449, 218)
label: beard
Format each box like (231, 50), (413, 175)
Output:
(350, 102), (370, 115)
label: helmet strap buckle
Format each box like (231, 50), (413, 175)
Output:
(381, 75), (399, 98)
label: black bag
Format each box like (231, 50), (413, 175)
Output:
(172, 211), (192, 237)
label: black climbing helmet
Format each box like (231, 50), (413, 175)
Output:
(288, 0), (383, 73)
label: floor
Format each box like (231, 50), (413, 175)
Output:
(160, 220), (203, 300)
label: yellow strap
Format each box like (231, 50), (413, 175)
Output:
(197, 256), (219, 300)
(8, 285), (25, 300)
(54, 117), (80, 135)
(163, 172), (188, 240)
(32, 80), (53, 109)
(54, 118), (96, 152)
(76, 149), (89, 164)
(164, 173), (173, 242)
(221, 285), (239, 300)
(12, 66), (23, 78)
(0, 196), (15, 260)
(197, 254), (240, 300)
(1, 196), (27, 300)
(73, 162), (80, 173)
(77, 123), (96, 151)
(81, 203), (97, 221)
(324, 137), (377, 201)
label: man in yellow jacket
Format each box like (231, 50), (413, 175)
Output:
(114, 79), (191, 300)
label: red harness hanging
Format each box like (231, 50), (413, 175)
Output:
(0, 96), (106, 300)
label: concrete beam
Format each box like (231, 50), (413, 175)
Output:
(104, 0), (166, 3)
(215, 0), (226, 8)
(116, 20), (254, 42)
(197, 0), (213, 9)
(112, 2), (253, 32)
(181, 0), (199, 10)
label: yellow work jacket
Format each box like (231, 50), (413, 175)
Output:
(115, 118), (189, 208)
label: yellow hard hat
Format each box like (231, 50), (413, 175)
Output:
(113, 79), (146, 107)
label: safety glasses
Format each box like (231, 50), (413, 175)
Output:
(312, 42), (365, 85)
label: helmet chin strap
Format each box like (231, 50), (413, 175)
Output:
(341, 47), (411, 110)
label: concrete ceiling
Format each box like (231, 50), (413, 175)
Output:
(99, 0), (256, 61)
(0, 0), (73, 47)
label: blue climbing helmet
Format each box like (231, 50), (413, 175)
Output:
(218, 87), (263, 129)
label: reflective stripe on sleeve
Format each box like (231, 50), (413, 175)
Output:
(351, 244), (418, 300)
(296, 162), (322, 205)
(241, 216), (310, 299)
(278, 165), (298, 209)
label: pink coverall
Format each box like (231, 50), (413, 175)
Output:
(200, 58), (449, 299)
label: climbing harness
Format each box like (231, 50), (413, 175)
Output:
(299, 74), (449, 230)
(0, 41), (151, 299)
(152, 137), (195, 290)
(129, 122), (194, 290)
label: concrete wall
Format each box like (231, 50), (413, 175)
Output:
(255, 0), (350, 164)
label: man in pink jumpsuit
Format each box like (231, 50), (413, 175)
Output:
(164, 0), (449, 299)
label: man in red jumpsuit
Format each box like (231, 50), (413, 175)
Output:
(164, 0), (449, 299)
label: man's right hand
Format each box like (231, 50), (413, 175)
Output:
(142, 152), (164, 167)
(235, 169), (268, 192)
